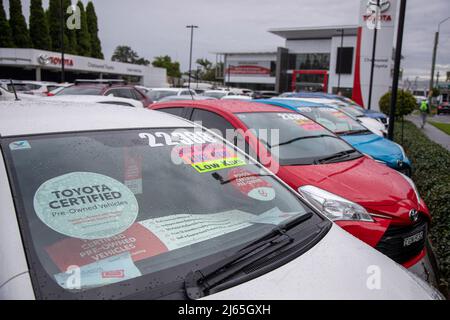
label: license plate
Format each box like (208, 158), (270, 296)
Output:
(403, 231), (424, 247)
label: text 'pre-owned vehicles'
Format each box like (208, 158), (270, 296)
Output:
(259, 99), (412, 176)
(151, 100), (437, 284)
(54, 79), (152, 106)
(0, 100), (442, 300)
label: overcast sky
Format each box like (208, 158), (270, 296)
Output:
(5, 0), (450, 81)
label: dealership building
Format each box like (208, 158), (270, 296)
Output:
(219, 0), (400, 110)
(0, 48), (167, 87)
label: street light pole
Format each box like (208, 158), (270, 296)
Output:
(387, 0), (407, 141)
(367, 0), (380, 110)
(60, 0), (65, 83)
(429, 17), (450, 104)
(337, 28), (344, 94)
(186, 25), (198, 89)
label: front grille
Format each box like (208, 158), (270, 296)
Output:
(375, 216), (427, 264)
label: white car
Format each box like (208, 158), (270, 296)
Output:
(146, 88), (197, 102)
(203, 90), (237, 99)
(49, 95), (144, 108)
(0, 100), (442, 300)
(287, 97), (387, 137)
(221, 95), (253, 101)
(7, 81), (68, 97)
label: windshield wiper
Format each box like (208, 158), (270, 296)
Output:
(269, 134), (337, 148)
(314, 149), (358, 164)
(184, 211), (313, 299)
(338, 130), (371, 136)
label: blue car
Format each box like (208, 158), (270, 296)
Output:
(256, 98), (412, 176)
(279, 92), (389, 127)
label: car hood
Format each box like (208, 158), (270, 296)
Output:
(278, 156), (418, 211)
(340, 134), (406, 166)
(205, 225), (440, 300)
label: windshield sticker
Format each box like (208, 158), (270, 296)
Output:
(138, 210), (255, 250)
(229, 168), (276, 202)
(45, 223), (168, 272)
(250, 207), (304, 226)
(295, 119), (324, 131)
(297, 107), (312, 113)
(33, 172), (139, 240)
(277, 113), (306, 121)
(139, 130), (217, 148)
(177, 143), (246, 173)
(9, 140), (31, 150)
(54, 252), (141, 290)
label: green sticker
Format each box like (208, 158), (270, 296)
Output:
(33, 172), (139, 240)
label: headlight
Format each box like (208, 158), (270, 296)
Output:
(399, 173), (421, 203)
(298, 185), (373, 222)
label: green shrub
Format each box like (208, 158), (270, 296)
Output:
(379, 90), (416, 117)
(394, 121), (450, 291)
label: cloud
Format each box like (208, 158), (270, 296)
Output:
(4, 0), (449, 80)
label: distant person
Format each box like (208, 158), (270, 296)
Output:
(419, 100), (429, 129)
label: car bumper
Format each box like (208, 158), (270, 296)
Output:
(406, 247), (438, 288)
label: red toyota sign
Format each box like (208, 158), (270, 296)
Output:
(226, 65), (271, 75)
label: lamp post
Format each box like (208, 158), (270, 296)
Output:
(367, 0), (380, 110)
(429, 17), (450, 103)
(387, 0), (407, 141)
(60, 0), (65, 83)
(186, 25), (198, 89)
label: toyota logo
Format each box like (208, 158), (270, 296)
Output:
(367, 0), (391, 13)
(409, 209), (419, 222)
(37, 54), (51, 65)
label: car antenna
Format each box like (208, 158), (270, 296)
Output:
(9, 79), (20, 101)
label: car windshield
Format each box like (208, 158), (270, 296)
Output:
(147, 90), (180, 101)
(236, 112), (360, 165)
(57, 86), (104, 96)
(204, 92), (227, 99)
(2, 128), (316, 299)
(340, 106), (365, 118)
(296, 107), (369, 135)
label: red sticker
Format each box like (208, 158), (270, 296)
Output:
(228, 168), (276, 202)
(296, 119), (324, 131)
(177, 143), (236, 164)
(45, 223), (168, 272)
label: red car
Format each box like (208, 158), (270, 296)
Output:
(54, 79), (153, 107)
(150, 100), (437, 280)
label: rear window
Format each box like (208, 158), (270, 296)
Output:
(57, 86), (103, 96)
(2, 128), (316, 299)
(147, 90), (179, 101)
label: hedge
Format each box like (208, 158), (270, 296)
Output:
(394, 120), (450, 292)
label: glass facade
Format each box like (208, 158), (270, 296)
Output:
(294, 53), (330, 70)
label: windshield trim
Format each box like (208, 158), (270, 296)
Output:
(0, 127), (328, 300)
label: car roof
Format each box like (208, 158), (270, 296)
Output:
(153, 100), (293, 114)
(150, 88), (188, 91)
(256, 98), (327, 108)
(49, 95), (144, 107)
(0, 100), (194, 137)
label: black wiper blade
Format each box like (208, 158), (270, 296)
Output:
(269, 134), (336, 148)
(314, 149), (357, 164)
(184, 211), (313, 299)
(339, 130), (371, 136)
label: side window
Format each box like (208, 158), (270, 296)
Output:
(190, 109), (235, 139)
(157, 107), (186, 118)
(105, 88), (135, 99)
(132, 89), (144, 100)
(180, 90), (191, 96)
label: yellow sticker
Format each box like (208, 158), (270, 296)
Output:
(192, 157), (246, 173)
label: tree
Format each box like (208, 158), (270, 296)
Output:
(379, 90), (416, 117)
(47, 0), (68, 52)
(0, 1), (14, 47)
(75, 1), (91, 56)
(29, 0), (51, 50)
(86, 1), (103, 59)
(64, 0), (78, 54)
(9, 0), (32, 48)
(152, 55), (181, 78)
(196, 58), (212, 71)
(112, 46), (150, 65)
